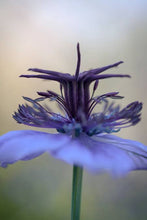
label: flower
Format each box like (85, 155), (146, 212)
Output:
(0, 43), (146, 175)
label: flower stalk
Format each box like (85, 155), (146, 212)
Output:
(71, 165), (83, 220)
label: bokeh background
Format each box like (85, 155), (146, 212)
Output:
(0, 0), (147, 219)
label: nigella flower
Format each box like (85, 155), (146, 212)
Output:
(0, 43), (146, 175)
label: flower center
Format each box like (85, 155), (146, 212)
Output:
(13, 43), (142, 137)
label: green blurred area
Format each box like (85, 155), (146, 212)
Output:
(0, 0), (147, 219)
(1, 160), (147, 220)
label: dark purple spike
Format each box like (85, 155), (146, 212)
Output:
(110, 95), (124, 99)
(37, 92), (50, 97)
(60, 84), (64, 98)
(20, 74), (62, 82)
(47, 90), (60, 97)
(80, 61), (124, 79)
(75, 43), (81, 80)
(37, 91), (60, 99)
(88, 74), (131, 82)
(93, 80), (99, 91)
(28, 68), (71, 79)
(91, 80), (99, 99)
(91, 61), (124, 75)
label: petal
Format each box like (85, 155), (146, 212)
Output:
(94, 134), (147, 171)
(1, 130), (147, 176)
(50, 134), (147, 176)
(0, 130), (70, 167)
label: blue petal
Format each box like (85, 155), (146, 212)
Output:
(95, 134), (147, 171)
(1, 130), (147, 176)
(50, 134), (147, 176)
(0, 130), (70, 167)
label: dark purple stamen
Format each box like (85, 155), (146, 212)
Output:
(14, 44), (142, 136)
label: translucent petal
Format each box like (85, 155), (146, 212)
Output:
(0, 130), (70, 167)
(50, 134), (147, 176)
(1, 130), (147, 176)
(94, 134), (147, 171)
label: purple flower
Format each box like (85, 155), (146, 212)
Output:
(0, 43), (146, 175)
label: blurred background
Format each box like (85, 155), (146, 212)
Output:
(0, 0), (147, 219)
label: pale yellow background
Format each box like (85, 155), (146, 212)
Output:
(0, 1), (147, 220)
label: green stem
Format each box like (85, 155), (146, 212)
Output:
(71, 165), (83, 220)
